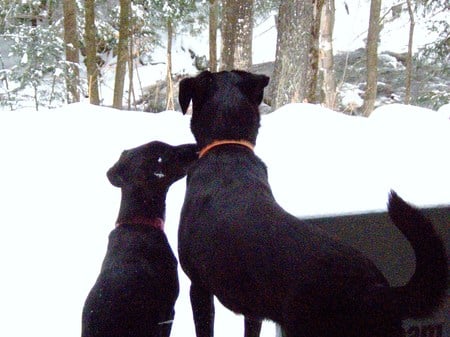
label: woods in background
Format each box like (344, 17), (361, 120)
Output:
(0, 0), (448, 114)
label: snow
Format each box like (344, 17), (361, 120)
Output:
(339, 83), (364, 110)
(1, 101), (449, 337)
(20, 52), (28, 64)
(438, 103), (450, 118)
(252, 15), (277, 64)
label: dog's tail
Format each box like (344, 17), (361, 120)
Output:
(368, 191), (448, 319)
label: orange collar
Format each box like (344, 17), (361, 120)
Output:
(199, 140), (255, 158)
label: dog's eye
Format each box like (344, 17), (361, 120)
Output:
(154, 171), (165, 179)
(157, 157), (162, 163)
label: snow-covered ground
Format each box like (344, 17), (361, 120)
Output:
(0, 101), (449, 337)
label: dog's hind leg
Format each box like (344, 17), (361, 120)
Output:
(244, 317), (262, 337)
(190, 283), (215, 337)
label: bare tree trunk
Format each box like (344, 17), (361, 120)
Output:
(220, 0), (237, 70)
(269, 0), (314, 109)
(209, 0), (218, 72)
(234, 0), (253, 70)
(309, 0), (324, 103)
(0, 55), (13, 110)
(47, 0), (55, 25)
(85, 0), (100, 105)
(63, 0), (80, 103)
(320, 0), (336, 110)
(31, 3), (39, 27)
(128, 34), (136, 110)
(405, 0), (414, 105)
(362, 0), (381, 117)
(113, 0), (131, 110)
(166, 18), (174, 111)
(33, 84), (39, 111)
(220, 0), (254, 71)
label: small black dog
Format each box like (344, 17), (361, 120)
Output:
(178, 70), (448, 337)
(82, 141), (198, 337)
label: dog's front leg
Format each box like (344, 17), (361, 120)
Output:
(190, 283), (215, 337)
(159, 308), (175, 337)
(244, 317), (262, 337)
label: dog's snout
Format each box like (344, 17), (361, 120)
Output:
(107, 164), (125, 187)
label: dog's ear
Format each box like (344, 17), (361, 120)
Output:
(237, 72), (270, 105)
(179, 71), (213, 114)
(179, 77), (194, 114)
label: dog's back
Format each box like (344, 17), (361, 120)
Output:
(180, 149), (389, 321)
(82, 225), (178, 337)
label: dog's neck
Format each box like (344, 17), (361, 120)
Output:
(199, 140), (255, 158)
(115, 188), (167, 231)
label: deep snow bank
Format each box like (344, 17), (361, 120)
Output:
(0, 102), (448, 337)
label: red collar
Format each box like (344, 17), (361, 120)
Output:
(115, 218), (165, 231)
(199, 140), (255, 158)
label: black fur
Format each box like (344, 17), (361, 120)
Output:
(178, 70), (448, 337)
(82, 141), (198, 337)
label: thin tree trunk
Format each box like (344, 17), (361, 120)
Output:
(309, 0), (324, 103)
(113, 0), (131, 110)
(0, 55), (13, 110)
(220, 0), (237, 70)
(49, 74), (57, 107)
(233, 0), (253, 70)
(166, 18), (174, 111)
(320, 0), (336, 110)
(405, 0), (414, 105)
(63, 0), (80, 103)
(33, 84), (39, 111)
(85, 0), (100, 105)
(31, 23), (39, 110)
(209, 0), (218, 72)
(47, 0), (55, 25)
(31, 3), (39, 27)
(128, 34), (136, 110)
(362, 0), (381, 117)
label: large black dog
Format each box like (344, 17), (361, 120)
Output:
(177, 70), (448, 337)
(82, 141), (198, 337)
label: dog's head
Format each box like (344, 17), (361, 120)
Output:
(179, 70), (269, 148)
(107, 141), (198, 191)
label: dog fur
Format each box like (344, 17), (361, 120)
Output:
(177, 70), (448, 337)
(82, 141), (198, 337)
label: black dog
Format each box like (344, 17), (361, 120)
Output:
(82, 141), (198, 337)
(177, 70), (448, 337)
